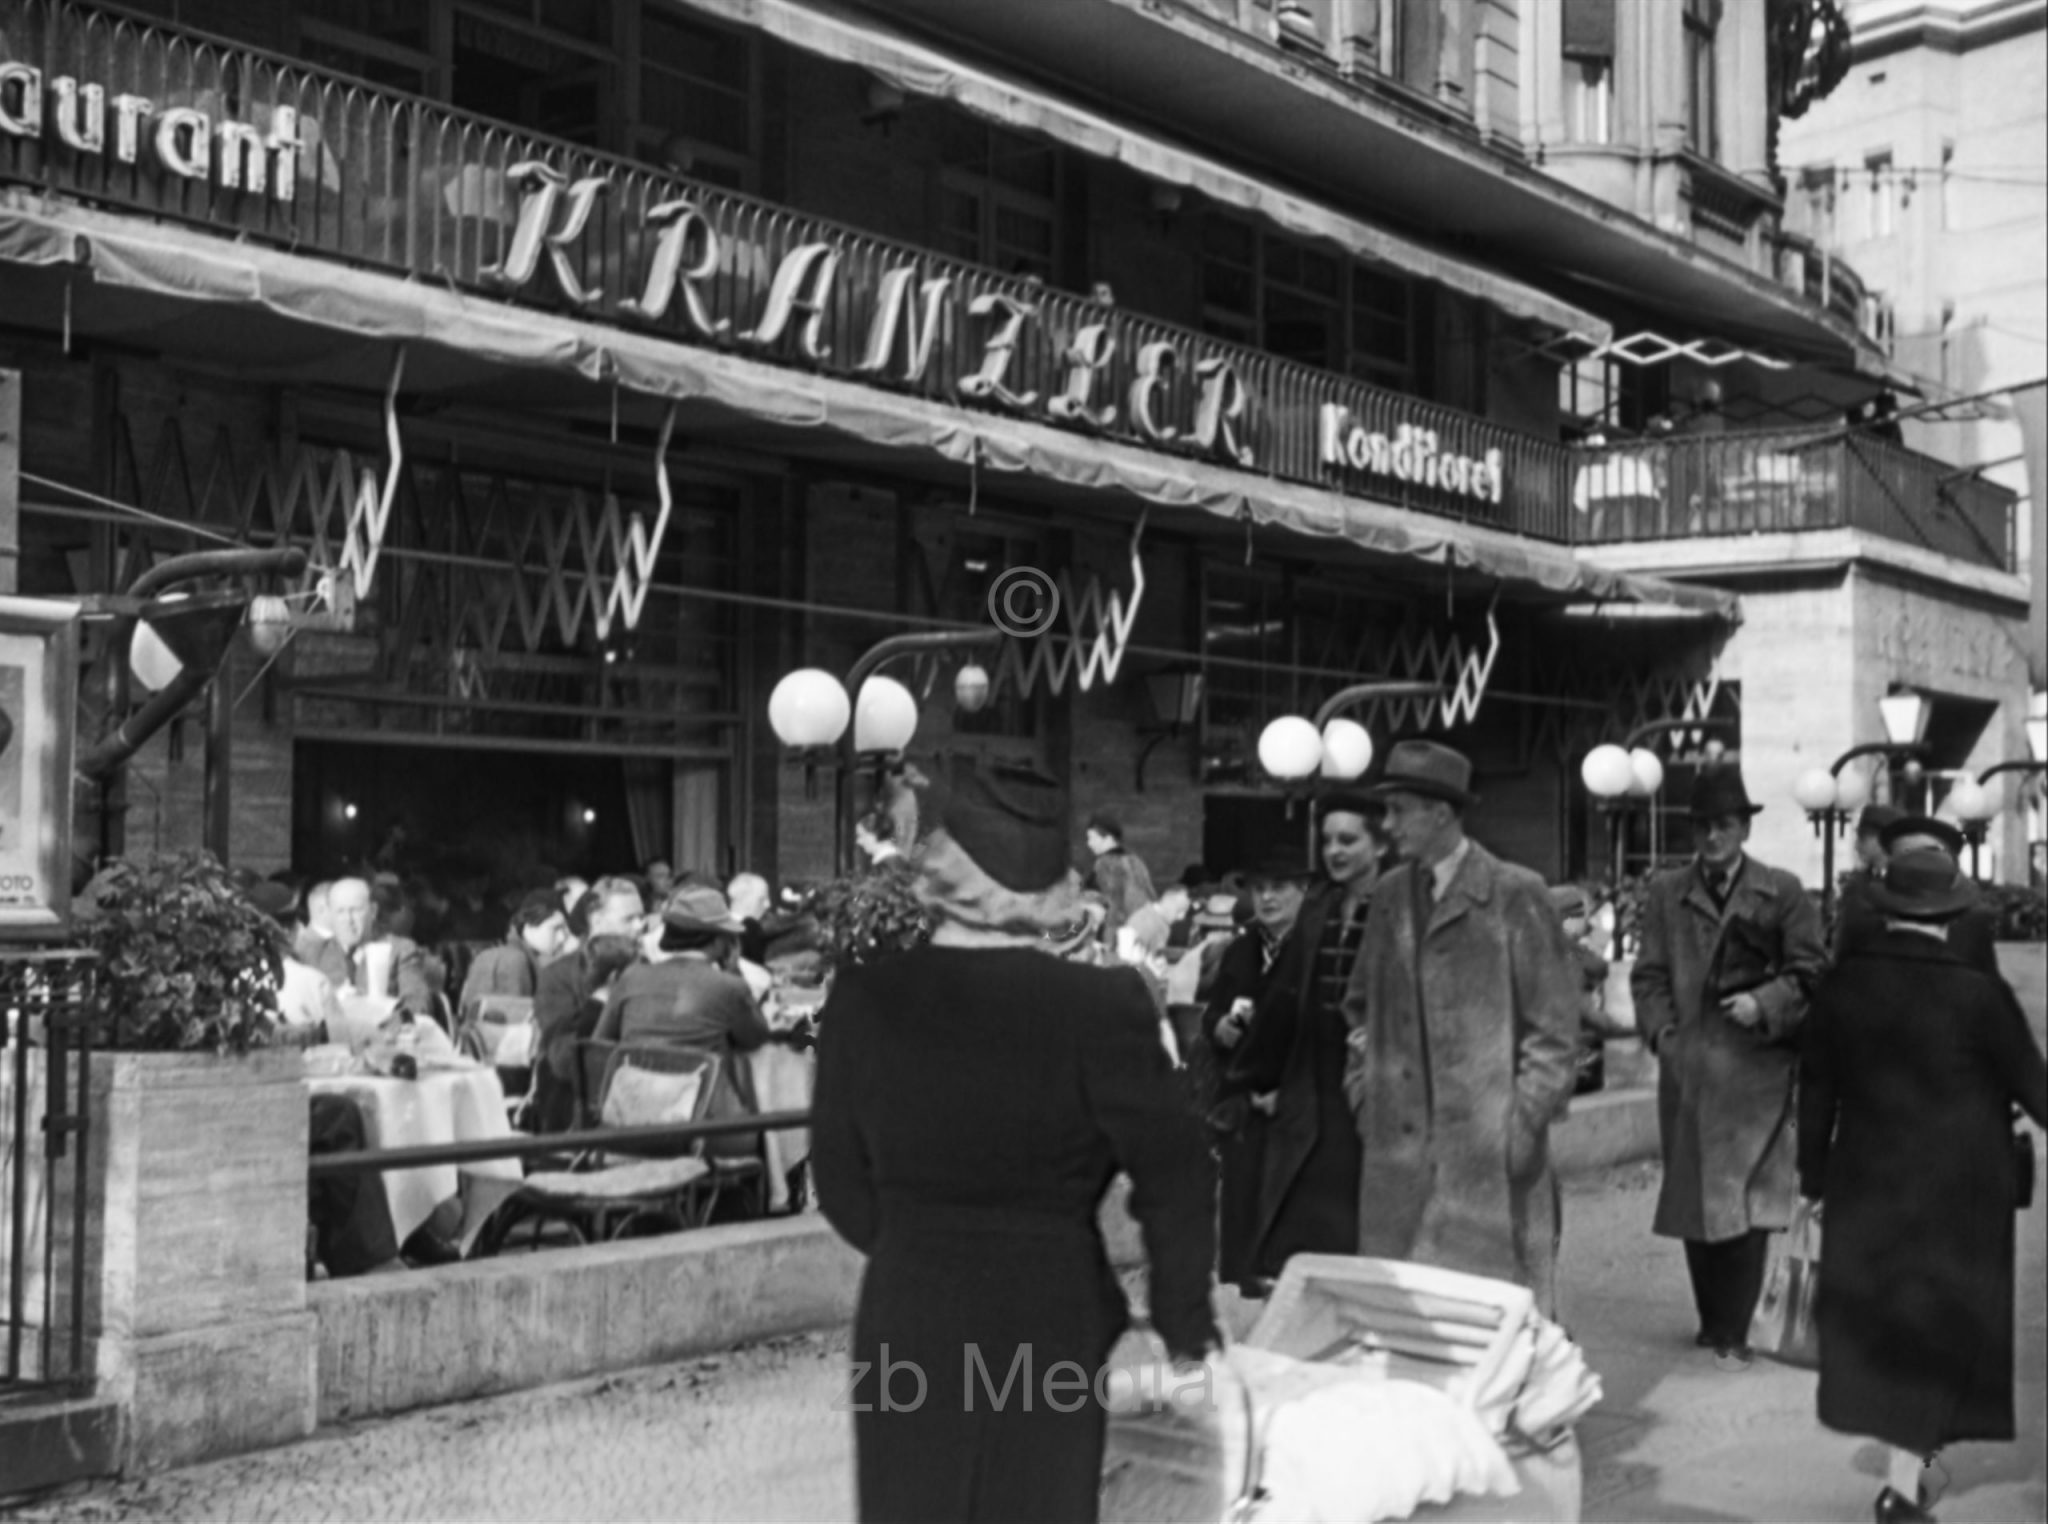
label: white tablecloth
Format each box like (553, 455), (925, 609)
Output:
(310, 1065), (521, 1248)
(747, 1045), (814, 1211)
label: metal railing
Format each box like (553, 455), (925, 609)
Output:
(1774, 232), (1871, 335)
(0, 0), (1577, 542)
(1571, 427), (2017, 572)
(305, 1109), (811, 1179)
(2, 951), (98, 1396)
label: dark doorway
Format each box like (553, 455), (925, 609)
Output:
(292, 741), (664, 887)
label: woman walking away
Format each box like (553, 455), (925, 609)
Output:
(1799, 848), (2047, 1524)
(812, 756), (1218, 1524)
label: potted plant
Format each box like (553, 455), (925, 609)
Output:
(22, 849), (319, 1469)
(808, 858), (933, 973)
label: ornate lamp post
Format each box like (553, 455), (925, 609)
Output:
(767, 630), (1001, 875)
(1955, 715), (2048, 881)
(1578, 718), (1735, 886)
(1792, 691), (1931, 921)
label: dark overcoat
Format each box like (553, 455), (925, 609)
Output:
(1799, 931), (2047, 1453)
(1341, 843), (1581, 1311)
(1633, 854), (1827, 1243)
(812, 945), (1217, 1524)
(1836, 874), (1999, 975)
(1226, 882), (1364, 1279)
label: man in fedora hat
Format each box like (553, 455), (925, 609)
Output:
(1223, 792), (1393, 1290)
(1341, 742), (1581, 1310)
(1634, 766), (1826, 1370)
(1870, 815), (2000, 975)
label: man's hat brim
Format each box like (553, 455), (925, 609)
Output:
(1366, 775), (1477, 809)
(1865, 878), (1979, 921)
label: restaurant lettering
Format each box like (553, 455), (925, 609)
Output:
(0, 62), (299, 202)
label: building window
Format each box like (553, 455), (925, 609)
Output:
(634, 6), (756, 189)
(935, 118), (1059, 280)
(1683, 0), (1720, 160)
(1201, 217), (1424, 396)
(1561, 0), (1615, 145)
(297, 0), (439, 94)
(1558, 354), (1667, 438)
(448, 1), (619, 149)
(1864, 152), (1895, 239)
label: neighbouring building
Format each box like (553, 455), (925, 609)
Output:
(1773, 0), (2046, 877)
(0, 0), (2021, 904)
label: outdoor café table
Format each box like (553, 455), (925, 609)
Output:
(307, 1059), (522, 1252)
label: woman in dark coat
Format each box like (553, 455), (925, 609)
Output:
(812, 759), (1219, 1524)
(1799, 849), (2047, 1523)
(1227, 795), (1385, 1285)
(1199, 847), (1310, 1291)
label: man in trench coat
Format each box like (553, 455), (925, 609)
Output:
(1633, 767), (1827, 1368)
(1342, 742), (1582, 1313)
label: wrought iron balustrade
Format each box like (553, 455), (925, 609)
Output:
(0, 0), (1577, 542)
(1571, 427), (2017, 572)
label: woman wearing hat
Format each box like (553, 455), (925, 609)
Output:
(1225, 792), (1390, 1287)
(812, 758), (1217, 1523)
(1199, 839), (1314, 1293)
(595, 884), (773, 1150)
(1800, 850), (2047, 1524)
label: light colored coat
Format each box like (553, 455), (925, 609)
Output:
(1341, 842), (1581, 1310)
(1631, 853), (1827, 1243)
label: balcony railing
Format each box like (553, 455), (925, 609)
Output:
(0, 0), (1575, 542)
(1572, 428), (2018, 573)
(1773, 232), (1870, 336)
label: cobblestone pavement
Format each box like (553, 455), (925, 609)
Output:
(14, 1151), (2043, 1524)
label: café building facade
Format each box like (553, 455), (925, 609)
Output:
(0, 0), (1918, 892)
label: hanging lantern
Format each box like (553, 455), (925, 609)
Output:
(853, 675), (919, 755)
(954, 663), (992, 715)
(1319, 718), (1373, 781)
(767, 669), (851, 750)
(1257, 716), (1323, 781)
(246, 595), (295, 658)
(128, 621), (183, 693)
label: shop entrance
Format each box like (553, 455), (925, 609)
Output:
(291, 740), (677, 885)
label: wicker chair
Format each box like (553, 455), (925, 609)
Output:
(478, 1043), (724, 1253)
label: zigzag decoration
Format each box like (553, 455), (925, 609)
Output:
(991, 520), (1147, 699)
(339, 348), (407, 602)
(1342, 610), (1502, 733)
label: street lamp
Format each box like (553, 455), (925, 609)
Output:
(1253, 681), (1444, 791)
(1792, 691), (1932, 920)
(767, 629), (1002, 875)
(1577, 717), (1734, 886)
(1959, 718), (2048, 882)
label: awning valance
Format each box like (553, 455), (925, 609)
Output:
(665, 0), (1612, 346)
(0, 195), (1727, 618)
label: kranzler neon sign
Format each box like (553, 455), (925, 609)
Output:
(0, 63), (301, 202)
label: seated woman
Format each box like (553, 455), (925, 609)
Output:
(460, 888), (571, 1007)
(595, 884), (772, 1153)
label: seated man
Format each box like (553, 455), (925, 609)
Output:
(528, 876), (647, 1132)
(295, 876), (436, 1019)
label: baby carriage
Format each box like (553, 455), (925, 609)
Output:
(1102, 1256), (1598, 1524)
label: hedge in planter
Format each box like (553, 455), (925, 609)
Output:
(79, 849), (286, 1050)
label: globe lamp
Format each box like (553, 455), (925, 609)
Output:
(1319, 718), (1373, 781)
(1627, 748), (1664, 798)
(853, 675), (919, 755)
(768, 669), (851, 750)
(1580, 745), (1634, 800)
(1792, 768), (1838, 814)
(1258, 716), (1323, 781)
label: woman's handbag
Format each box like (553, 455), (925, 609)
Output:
(1750, 1199), (1822, 1368)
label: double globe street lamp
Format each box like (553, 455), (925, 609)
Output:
(1577, 717), (1737, 886)
(1946, 711), (2048, 879)
(768, 629), (1001, 875)
(1792, 692), (1931, 920)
